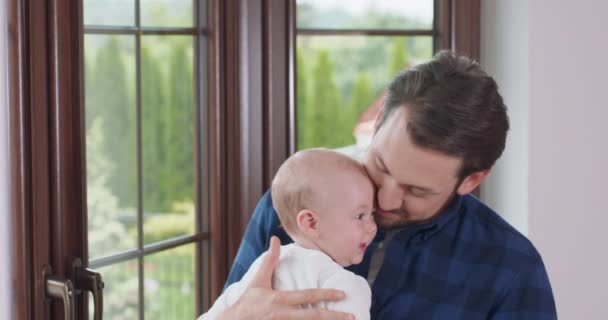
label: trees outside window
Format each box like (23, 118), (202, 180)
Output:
(295, 1), (435, 157)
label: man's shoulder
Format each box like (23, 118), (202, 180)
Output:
(252, 190), (277, 218)
(247, 190), (283, 235)
(459, 195), (545, 270)
(452, 196), (557, 317)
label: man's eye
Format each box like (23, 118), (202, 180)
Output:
(408, 187), (427, 198)
(375, 158), (387, 173)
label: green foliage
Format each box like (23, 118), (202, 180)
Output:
(86, 37), (196, 319)
(348, 72), (374, 124)
(103, 268), (139, 320)
(296, 3), (430, 30)
(88, 37), (195, 215)
(89, 36), (137, 209)
(140, 213), (193, 244)
(296, 49), (309, 149)
(295, 34), (431, 152)
(165, 45), (194, 206)
(129, 202), (195, 244)
(298, 51), (379, 150)
(144, 249), (195, 320)
(300, 50), (352, 149)
(86, 117), (136, 259)
(141, 46), (170, 212)
(389, 37), (410, 78)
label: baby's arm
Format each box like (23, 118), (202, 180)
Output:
(322, 271), (372, 320)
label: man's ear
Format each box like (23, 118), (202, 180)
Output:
(296, 209), (320, 238)
(456, 169), (491, 195)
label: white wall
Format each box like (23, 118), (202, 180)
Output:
(482, 0), (608, 318)
(0, 0), (12, 317)
(528, 1), (608, 318)
(480, 0), (529, 234)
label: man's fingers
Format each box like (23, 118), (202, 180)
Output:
(250, 236), (281, 287)
(276, 288), (346, 306)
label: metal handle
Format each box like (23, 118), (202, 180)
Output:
(44, 267), (75, 320)
(73, 258), (104, 320)
(75, 266), (104, 320)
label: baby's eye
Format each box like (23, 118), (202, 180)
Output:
(356, 213), (365, 220)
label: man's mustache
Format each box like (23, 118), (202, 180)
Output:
(374, 202), (406, 216)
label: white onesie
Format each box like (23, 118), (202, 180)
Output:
(199, 243), (371, 320)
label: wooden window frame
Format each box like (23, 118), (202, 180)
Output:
(8, 0), (216, 317)
(82, 1), (211, 316)
(8, 0), (479, 316)
(217, 0), (481, 297)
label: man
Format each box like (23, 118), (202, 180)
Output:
(216, 51), (557, 319)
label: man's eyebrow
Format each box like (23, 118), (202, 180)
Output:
(377, 153), (437, 194)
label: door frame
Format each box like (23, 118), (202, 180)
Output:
(8, 0), (87, 318)
(8, 0), (480, 318)
(8, 0), (247, 317)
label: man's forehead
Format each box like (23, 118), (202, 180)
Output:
(370, 117), (462, 187)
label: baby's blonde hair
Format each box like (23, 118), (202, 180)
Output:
(271, 148), (367, 235)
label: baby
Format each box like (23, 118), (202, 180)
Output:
(200, 148), (377, 320)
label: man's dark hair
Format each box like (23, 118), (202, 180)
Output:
(378, 50), (509, 178)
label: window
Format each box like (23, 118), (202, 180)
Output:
(295, 0), (438, 159)
(8, 0), (478, 317)
(83, 0), (209, 318)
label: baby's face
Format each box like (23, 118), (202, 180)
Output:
(316, 170), (377, 267)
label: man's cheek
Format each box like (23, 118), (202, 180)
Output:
(368, 170), (383, 187)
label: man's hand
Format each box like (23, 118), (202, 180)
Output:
(218, 236), (354, 320)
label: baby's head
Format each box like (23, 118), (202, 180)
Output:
(271, 148), (377, 266)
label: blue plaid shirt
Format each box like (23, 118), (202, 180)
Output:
(225, 190), (557, 319)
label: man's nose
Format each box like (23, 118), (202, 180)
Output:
(377, 182), (404, 211)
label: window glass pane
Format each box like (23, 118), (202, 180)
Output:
(296, 36), (433, 157)
(141, 36), (195, 244)
(297, 0), (433, 30)
(144, 244), (196, 319)
(141, 0), (194, 27)
(89, 260), (140, 320)
(85, 35), (138, 259)
(84, 0), (135, 26)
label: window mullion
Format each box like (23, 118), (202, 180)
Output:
(134, 0), (144, 319)
(296, 28), (435, 37)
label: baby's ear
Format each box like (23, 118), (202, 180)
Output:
(295, 209), (320, 238)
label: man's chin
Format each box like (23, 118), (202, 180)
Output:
(375, 212), (408, 229)
(377, 220), (406, 230)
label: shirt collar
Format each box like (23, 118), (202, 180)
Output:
(413, 194), (464, 239)
(373, 194), (465, 243)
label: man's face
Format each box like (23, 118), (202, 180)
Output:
(364, 108), (464, 229)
